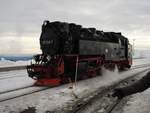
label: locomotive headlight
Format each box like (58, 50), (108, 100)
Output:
(31, 59), (36, 64)
(105, 49), (108, 53)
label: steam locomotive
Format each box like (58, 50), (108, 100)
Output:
(27, 20), (132, 86)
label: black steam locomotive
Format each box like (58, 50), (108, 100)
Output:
(27, 20), (132, 86)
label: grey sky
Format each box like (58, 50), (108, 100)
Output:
(0, 0), (150, 55)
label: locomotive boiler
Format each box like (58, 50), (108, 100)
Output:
(27, 20), (132, 86)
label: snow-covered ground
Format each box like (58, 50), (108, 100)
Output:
(0, 66), (150, 113)
(0, 58), (30, 68)
(0, 70), (34, 93)
(121, 85), (150, 113)
(0, 58), (150, 113)
(132, 58), (150, 66)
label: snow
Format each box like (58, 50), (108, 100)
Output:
(0, 58), (30, 68)
(122, 86), (150, 113)
(0, 65), (150, 113)
(0, 70), (34, 93)
(132, 58), (150, 66)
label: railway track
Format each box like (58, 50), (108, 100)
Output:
(0, 74), (26, 80)
(0, 65), (26, 72)
(131, 63), (150, 69)
(0, 85), (33, 94)
(54, 67), (150, 113)
(0, 85), (50, 102)
(0, 69), (27, 80)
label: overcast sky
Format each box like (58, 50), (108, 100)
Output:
(0, 0), (150, 55)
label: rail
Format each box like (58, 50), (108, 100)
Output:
(0, 65), (26, 72)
